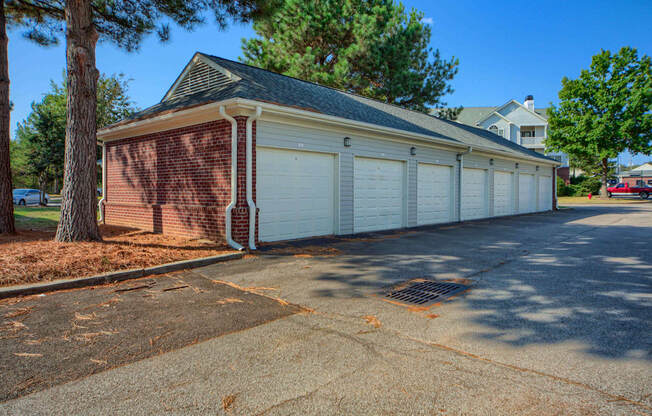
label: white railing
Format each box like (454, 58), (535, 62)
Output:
(520, 136), (545, 146)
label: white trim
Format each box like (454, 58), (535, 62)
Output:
(219, 106), (244, 251)
(476, 99), (549, 125)
(246, 106), (262, 250)
(98, 143), (107, 223)
(97, 98), (559, 166)
(161, 53), (241, 102)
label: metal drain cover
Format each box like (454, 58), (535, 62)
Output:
(385, 280), (468, 305)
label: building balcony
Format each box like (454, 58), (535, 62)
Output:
(520, 136), (546, 148)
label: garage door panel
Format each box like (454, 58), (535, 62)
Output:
(418, 163), (452, 225)
(538, 176), (552, 211)
(257, 148), (335, 242)
(354, 157), (404, 233)
(462, 168), (488, 220)
(518, 173), (536, 213)
(494, 171), (514, 216)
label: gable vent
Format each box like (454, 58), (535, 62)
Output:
(167, 60), (233, 100)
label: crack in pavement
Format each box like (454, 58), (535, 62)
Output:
(395, 333), (652, 412)
(251, 365), (365, 416)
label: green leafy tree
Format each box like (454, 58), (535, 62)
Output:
(13, 74), (137, 199)
(547, 47), (652, 199)
(242, 0), (459, 113)
(6, 0), (277, 241)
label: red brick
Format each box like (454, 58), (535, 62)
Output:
(104, 118), (257, 245)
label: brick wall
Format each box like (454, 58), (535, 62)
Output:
(104, 118), (256, 245)
(622, 176), (652, 187)
(556, 167), (570, 185)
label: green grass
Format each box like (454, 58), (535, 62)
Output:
(558, 196), (652, 205)
(14, 206), (61, 230)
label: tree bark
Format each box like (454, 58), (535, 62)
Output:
(0, 1), (15, 235)
(599, 157), (609, 199)
(56, 0), (101, 241)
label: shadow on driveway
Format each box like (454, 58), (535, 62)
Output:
(258, 206), (652, 360)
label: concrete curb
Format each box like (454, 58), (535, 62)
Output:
(0, 252), (244, 300)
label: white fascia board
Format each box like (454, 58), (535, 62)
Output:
(478, 99), (549, 125)
(472, 148), (560, 166)
(97, 100), (233, 142)
(232, 98), (468, 151)
(489, 111), (512, 124)
(476, 100), (513, 124)
(160, 53), (241, 102)
(160, 52), (201, 103)
(98, 98), (465, 149)
(97, 97), (559, 166)
(507, 99), (549, 123)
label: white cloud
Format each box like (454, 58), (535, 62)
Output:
(421, 17), (434, 25)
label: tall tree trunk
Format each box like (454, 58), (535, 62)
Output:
(56, 0), (101, 241)
(0, 2), (15, 235)
(599, 157), (609, 199)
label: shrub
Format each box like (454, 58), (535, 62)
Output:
(568, 175), (602, 196)
(557, 177), (574, 196)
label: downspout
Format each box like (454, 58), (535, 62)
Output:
(98, 142), (106, 223)
(553, 166), (558, 210)
(219, 106), (244, 251)
(245, 106), (262, 250)
(456, 146), (473, 222)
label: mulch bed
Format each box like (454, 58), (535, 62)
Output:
(0, 225), (232, 287)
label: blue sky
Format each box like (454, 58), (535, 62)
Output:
(8, 0), (652, 164)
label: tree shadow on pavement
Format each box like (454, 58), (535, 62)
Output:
(289, 206), (652, 360)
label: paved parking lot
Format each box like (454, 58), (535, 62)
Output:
(1, 205), (651, 415)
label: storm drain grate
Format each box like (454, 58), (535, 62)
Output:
(385, 280), (468, 305)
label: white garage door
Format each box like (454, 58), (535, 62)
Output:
(257, 147), (335, 242)
(417, 163), (452, 225)
(354, 157), (404, 232)
(538, 176), (552, 211)
(518, 173), (536, 213)
(461, 168), (488, 220)
(494, 171), (514, 216)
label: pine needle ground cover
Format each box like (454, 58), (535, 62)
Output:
(1, 207), (231, 286)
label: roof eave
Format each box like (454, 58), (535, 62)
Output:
(97, 97), (558, 165)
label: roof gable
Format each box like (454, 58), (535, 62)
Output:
(502, 105), (547, 125)
(104, 52), (558, 165)
(632, 162), (652, 171)
(162, 54), (240, 102)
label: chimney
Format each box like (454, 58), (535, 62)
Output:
(524, 95), (534, 112)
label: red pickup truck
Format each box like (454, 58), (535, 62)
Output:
(607, 183), (651, 199)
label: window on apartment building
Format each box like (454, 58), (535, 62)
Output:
(522, 131), (532, 137)
(489, 125), (504, 138)
(550, 155), (562, 162)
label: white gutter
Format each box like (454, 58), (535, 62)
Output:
(98, 142), (106, 223)
(97, 98), (559, 167)
(219, 106), (244, 251)
(553, 166), (558, 210)
(457, 146), (473, 222)
(245, 106), (262, 250)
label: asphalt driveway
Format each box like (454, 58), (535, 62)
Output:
(1, 205), (650, 415)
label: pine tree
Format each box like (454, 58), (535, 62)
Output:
(5, 0), (277, 241)
(242, 0), (458, 113)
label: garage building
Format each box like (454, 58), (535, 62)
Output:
(98, 53), (560, 250)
